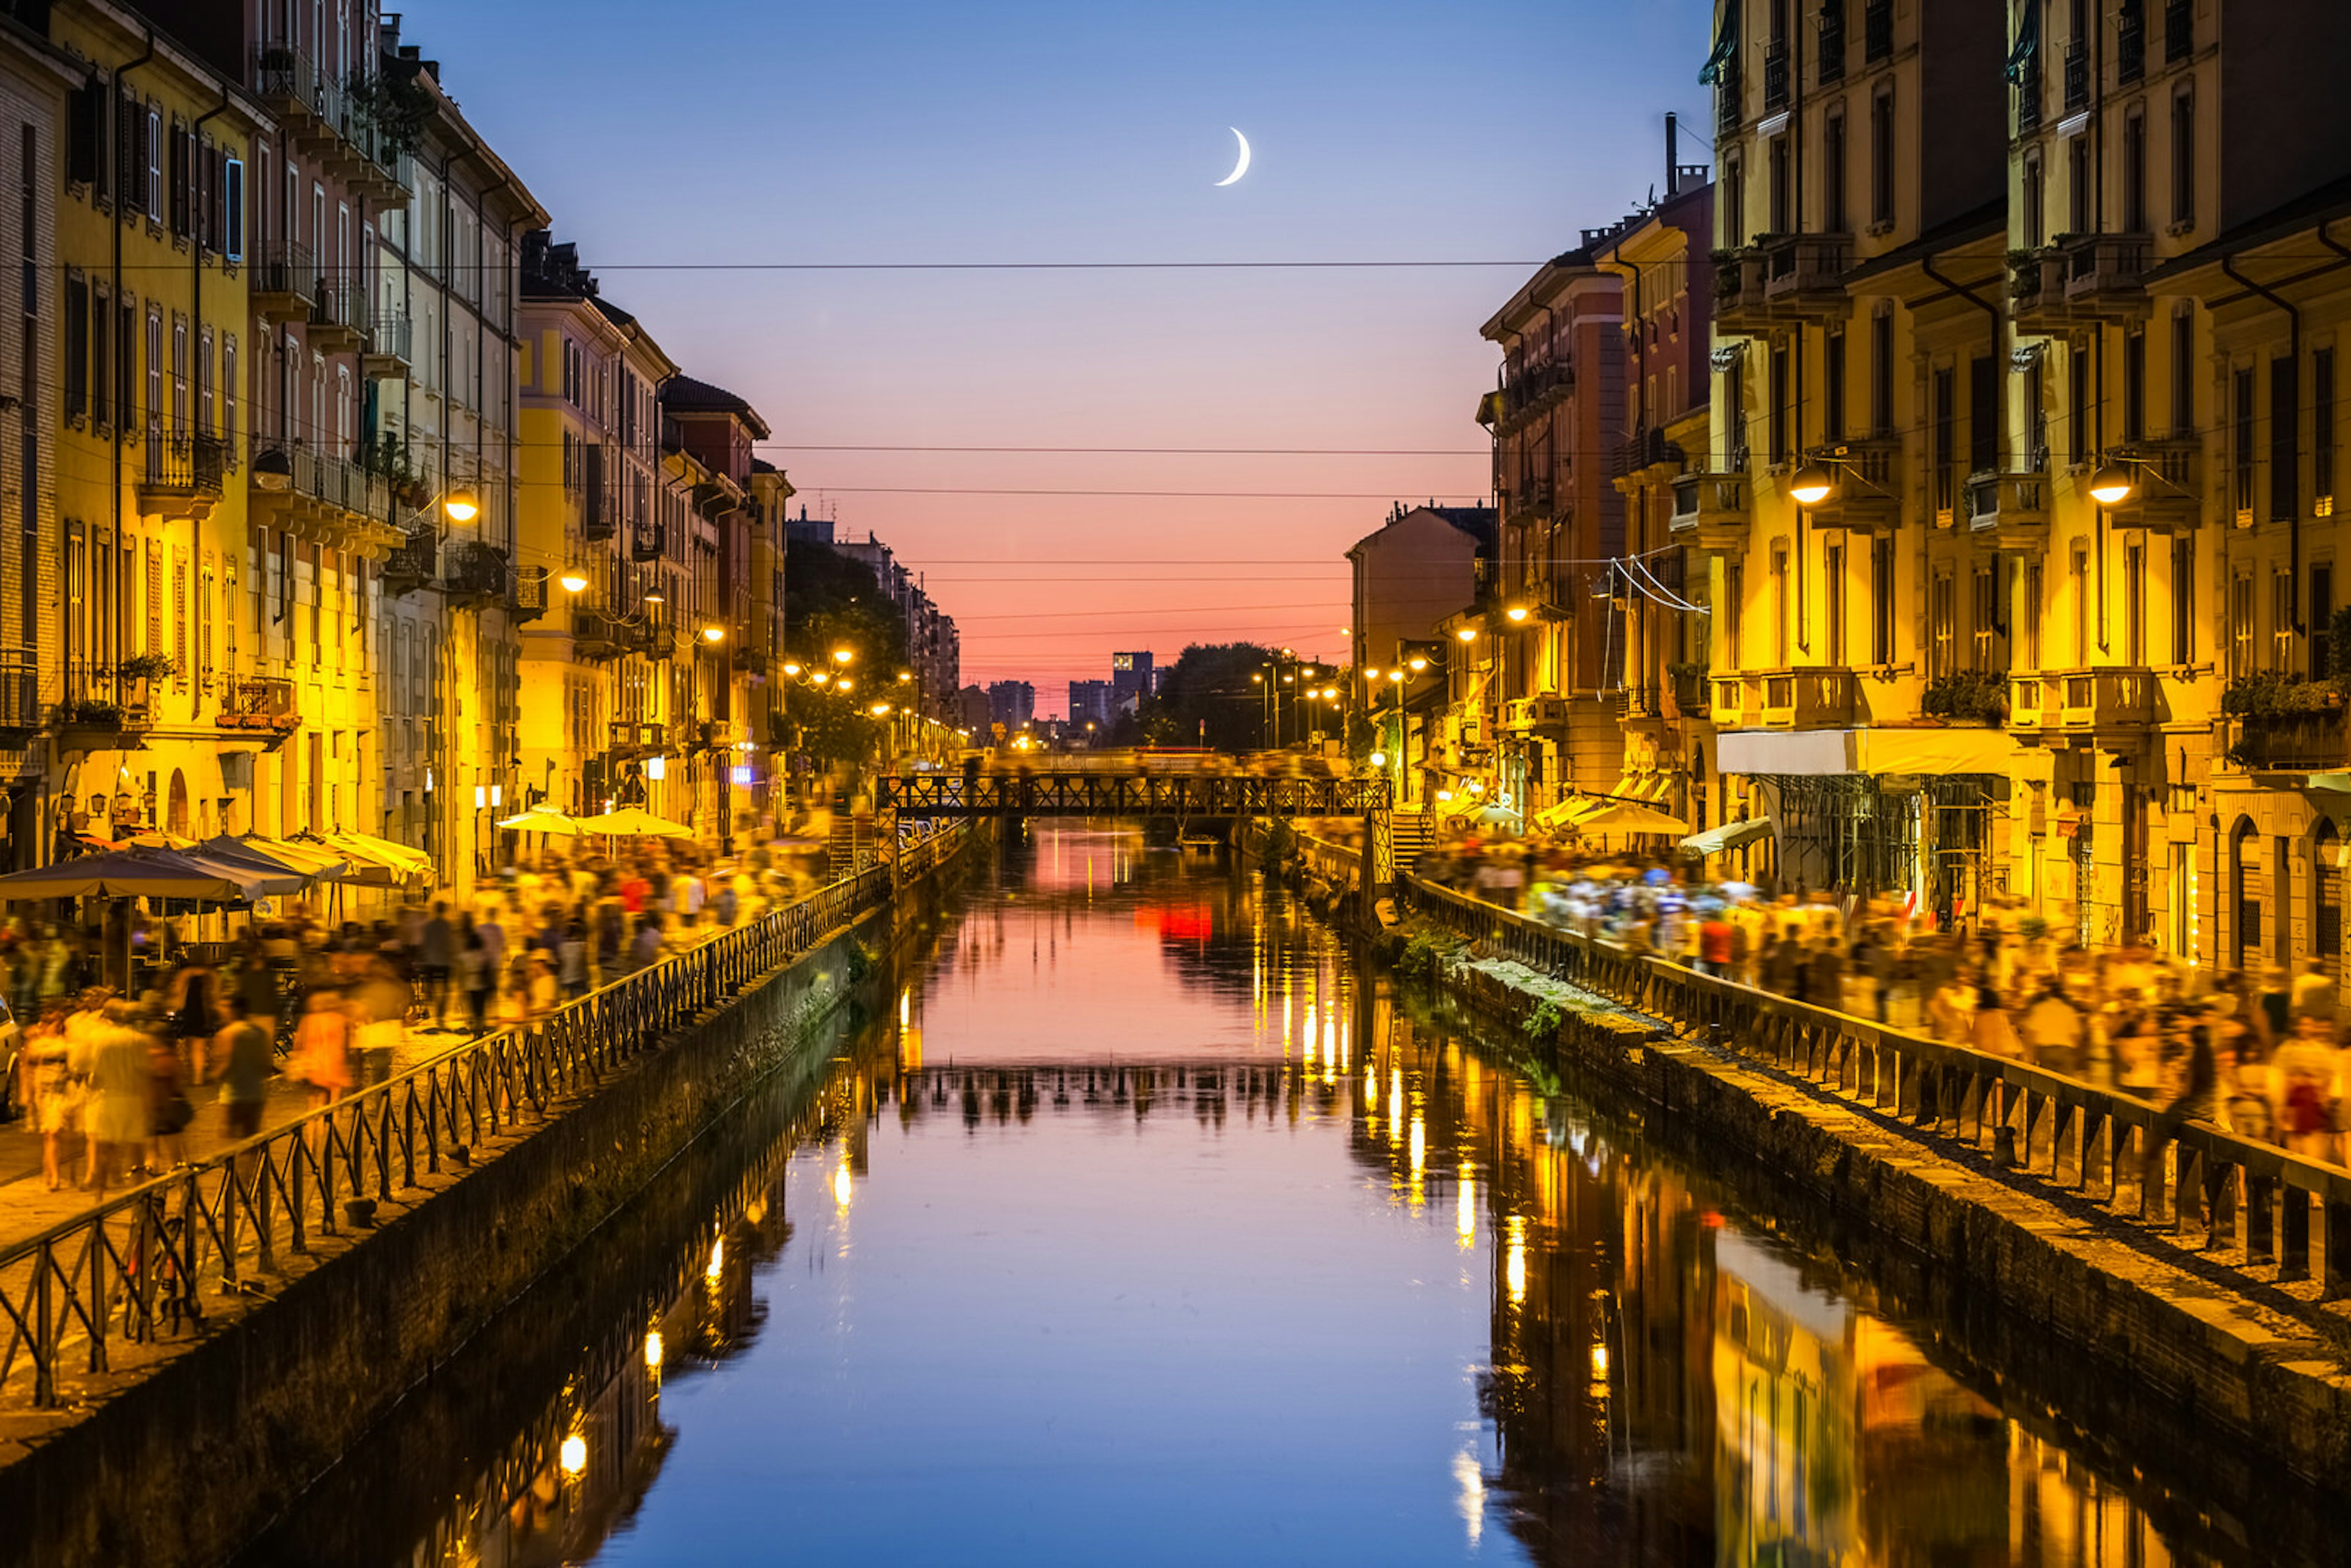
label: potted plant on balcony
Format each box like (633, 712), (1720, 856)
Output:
(115, 652), (174, 714)
(2006, 247), (2042, 300)
(1664, 661), (1711, 719)
(361, 433), (427, 510)
(1920, 669), (2007, 725)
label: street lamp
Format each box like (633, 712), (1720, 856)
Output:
(558, 568), (590, 594)
(1505, 604), (1529, 623)
(700, 625), (726, 644)
(1788, 460), (1835, 506)
(2088, 460), (2137, 506)
(832, 647), (855, 666)
(443, 486), (481, 523)
(1455, 627), (1479, 643)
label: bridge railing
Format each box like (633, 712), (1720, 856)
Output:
(881, 773), (1390, 818)
(1400, 873), (2351, 1299)
(0, 823), (972, 1410)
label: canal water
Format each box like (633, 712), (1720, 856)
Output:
(234, 826), (2307, 1567)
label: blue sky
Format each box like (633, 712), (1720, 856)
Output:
(399, 0), (1715, 700)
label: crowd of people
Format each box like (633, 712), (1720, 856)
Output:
(0, 839), (830, 1191)
(1419, 824), (2351, 1169)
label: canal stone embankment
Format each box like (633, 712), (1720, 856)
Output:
(0, 861), (969, 1568)
(1240, 822), (2351, 1491)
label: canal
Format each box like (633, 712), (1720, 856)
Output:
(231, 826), (2306, 1567)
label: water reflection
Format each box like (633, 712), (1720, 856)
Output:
(236, 830), (2287, 1566)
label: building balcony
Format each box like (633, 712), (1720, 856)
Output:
(2107, 438), (2202, 531)
(1863, 0), (1892, 60)
(2013, 234), (2151, 333)
(2063, 42), (2089, 111)
(56, 661), (156, 748)
(581, 476), (617, 542)
(381, 525), (437, 598)
(512, 565), (549, 625)
(1715, 234), (1851, 334)
(214, 675), (300, 746)
(1712, 668), (1856, 730)
(249, 443), (406, 559)
(609, 721), (664, 758)
(0, 653), (36, 736)
(1483, 361), (1572, 433)
(572, 607), (628, 661)
(252, 47), (332, 138)
(2231, 710), (2347, 775)
(1667, 664), (1710, 720)
(249, 241), (316, 324)
(1614, 427), (1683, 482)
(1807, 437), (1902, 532)
(2009, 667), (2156, 733)
(135, 433), (226, 523)
(1669, 468), (1750, 551)
(629, 521), (667, 563)
(360, 306), (412, 378)
(1965, 468), (2051, 548)
(443, 539), (508, 609)
(309, 279), (369, 354)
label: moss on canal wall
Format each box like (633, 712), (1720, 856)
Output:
(1414, 935), (2351, 1496)
(0, 855), (977, 1568)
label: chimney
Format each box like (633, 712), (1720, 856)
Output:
(1665, 113), (1679, 197)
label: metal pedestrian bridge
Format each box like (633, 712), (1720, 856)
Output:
(877, 773), (1392, 819)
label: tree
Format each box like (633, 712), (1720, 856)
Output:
(1130, 642), (1275, 751)
(785, 540), (909, 673)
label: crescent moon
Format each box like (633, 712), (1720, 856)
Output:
(1214, 127), (1251, 187)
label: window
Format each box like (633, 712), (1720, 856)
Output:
(1868, 88), (1894, 226)
(2122, 111), (2147, 233)
(1869, 307), (1893, 433)
(1973, 563), (2002, 670)
(1870, 533), (1894, 664)
(2123, 330), (2146, 442)
(1769, 343), (1789, 464)
(196, 328), (212, 437)
(2071, 546), (2092, 666)
(2172, 307), (2195, 435)
(223, 157), (243, 262)
(2071, 343), (2090, 468)
(143, 309), (159, 439)
(2317, 345), (2337, 514)
(2314, 563), (2336, 681)
(1969, 353), (1997, 475)
(66, 80), (99, 187)
(2124, 541), (2145, 666)
(2068, 133), (2091, 233)
(1823, 111), (1847, 233)
(2235, 365), (2257, 519)
(90, 284), (108, 426)
(2273, 568), (2296, 670)
(2025, 558), (2044, 669)
(1932, 364), (1956, 516)
(1823, 326), (1846, 441)
(1723, 156), (1745, 248)
(1824, 540), (1847, 664)
(1769, 544), (1789, 665)
(2021, 153), (2044, 249)
(62, 274), (85, 418)
(143, 105), (160, 225)
(2169, 536), (2192, 665)
(222, 335), (236, 454)
(2026, 358), (2049, 464)
(2273, 353), (2300, 522)
(1768, 134), (1791, 234)
(170, 317), (187, 432)
(2170, 88), (2195, 230)
(1929, 566), (1956, 680)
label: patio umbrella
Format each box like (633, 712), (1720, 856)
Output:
(0, 846), (274, 902)
(574, 807), (694, 839)
(228, 835), (351, 881)
(178, 841), (310, 898)
(1565, 803), (1693, 838)
(305, 831), (432, 886)
(1475, 804), (1522, 828)
(497, 805), (591, 836)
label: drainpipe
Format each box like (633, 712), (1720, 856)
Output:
(111, 29), (157, 683)
(2222, 255), (2303, 635)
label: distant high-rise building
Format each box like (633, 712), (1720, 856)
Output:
(1069, 680), (1116, 730)
(1111, 651), (1155, 711)
(986, 681), (1035, 732)
(955, 686), (993, 733)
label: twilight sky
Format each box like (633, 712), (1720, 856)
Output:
(399, 0), (1712, 713)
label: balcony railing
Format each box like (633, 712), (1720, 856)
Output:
(361, 306), (411, 376)
(1670, 469), (1750, 550)
(2164, 0), (2191, 61)
(2109, 438), (2202, 530)
(214, 675), (299, 737)
(2117, 1), (2145, 83)
(381, 526), (436, 596)
(1759, 231), (1852, 306)
(0, 653), (34, 733)
(2232, 710), (2347, 774)
(1715, 65), (1742, 136)
(1711, 668), (1856, 729)
(2015, 57), (2042, 132)
(1862, 0), (1891, 61)
(58, 661), (155, 733)
(1817, 2), (1845, 83)
(444, 539), (508, 606)
(630, 522), (667, 563)
(1763, 40), (1791, 111)
(309, 277), (368, 351)
(248, 241), (316, 321)
(1809, 437), (1901, 531)
(2063, 42), (2088, 111)
(2009, 668), (2156, 730)
(1965, 469), (2050, 547)
(138, 433), (227, 522)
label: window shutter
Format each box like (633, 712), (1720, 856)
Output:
(223, 157), (244, 262)
(114, 91), (135, 208)
(167, 118), (187, 236)
(172, 547), (188, 690)
(66, 82), (98, 185)
(144, 539), (162, 655)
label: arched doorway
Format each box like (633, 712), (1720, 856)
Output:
(2232, 818), (2264, 971)
(167, 770), (190, 840)
(2315, 820), (2344, 978)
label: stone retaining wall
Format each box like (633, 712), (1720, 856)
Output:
(0, 854), (973, 1568)
(1421, 940), (2351, 1492)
